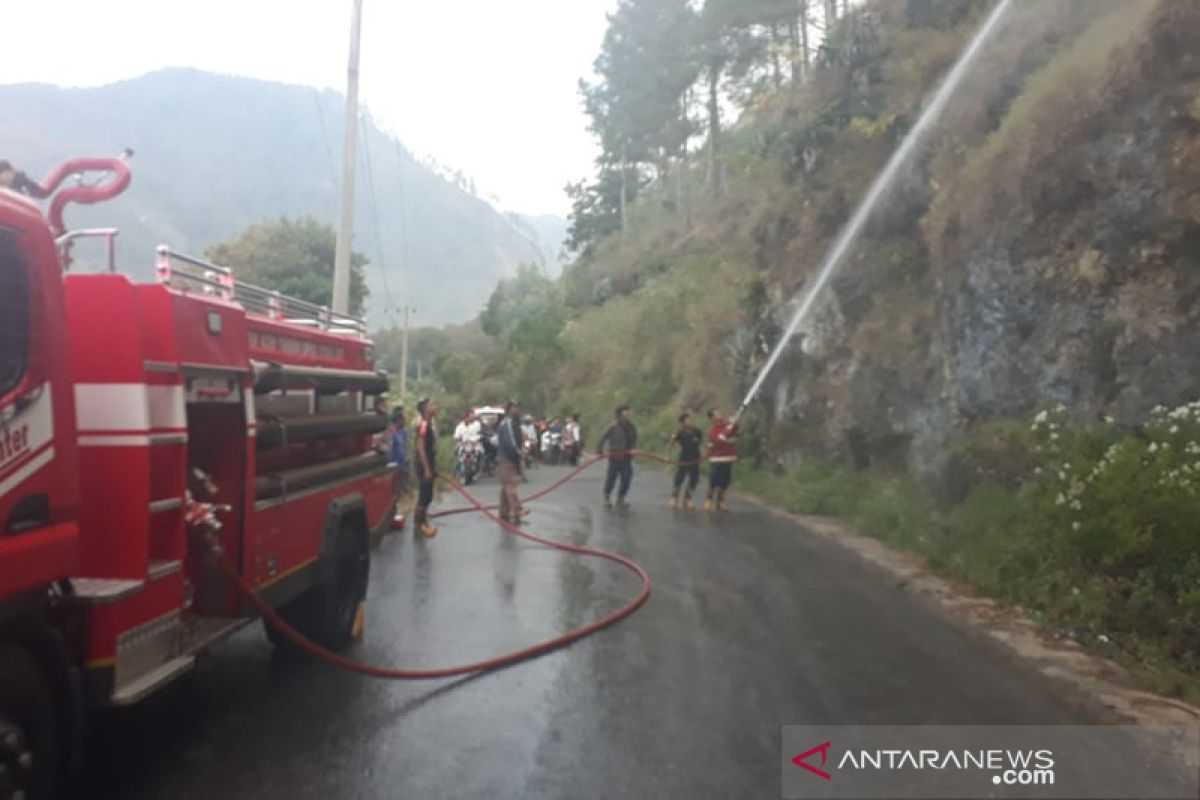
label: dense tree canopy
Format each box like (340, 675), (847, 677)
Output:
(206, 216), (369, 316)
(569, 0), (843, 256)
(479, 264), (568, 410)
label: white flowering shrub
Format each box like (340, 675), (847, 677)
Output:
(752, 401), (1200, 695)
(1019, 403), (1200, 675)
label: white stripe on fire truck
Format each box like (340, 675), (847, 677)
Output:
(146, 385), (187, 431)
(0, 446), (55, 498)
(76, 384), (147, 431)
(0, 383), (53, 479)
(75, 384), (187, 433)
(78, 433), (188, 448)
(245, 392), (256, 438)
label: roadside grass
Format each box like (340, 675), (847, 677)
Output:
(741, 405), (1200, 706)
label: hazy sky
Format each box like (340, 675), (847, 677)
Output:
(3, 0), (616, 216)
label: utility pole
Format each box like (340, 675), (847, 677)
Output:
(399, 305), (414, 400)
(332, 0), (363, 314)
(619, 143), (628, 233)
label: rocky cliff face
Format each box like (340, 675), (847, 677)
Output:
(763, 0), (1200, 481)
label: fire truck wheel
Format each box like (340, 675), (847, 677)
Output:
(320, 526), (370, 649)
(265, 522), (369, 652)
(0, 645), (57, 800)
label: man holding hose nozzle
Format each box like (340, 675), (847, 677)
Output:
(705, 408), (740, 512)
(597, 405), (637, 508)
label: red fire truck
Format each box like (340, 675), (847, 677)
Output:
(0, 157), (396, 798)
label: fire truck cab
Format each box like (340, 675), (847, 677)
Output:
(0, 158), (395, 798)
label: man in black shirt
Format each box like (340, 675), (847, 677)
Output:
(413, 397), (439, 538)
(597, 405), (637, 507)
(668, 412), (704, 510)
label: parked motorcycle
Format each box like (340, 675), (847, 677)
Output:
(540, 430), (562, 465)
(456, 441), (483, 485)
(522, 437), (536, 470)
(481, 429), (499, 478)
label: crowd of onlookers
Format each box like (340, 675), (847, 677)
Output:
(376, 397), (741, 537)
(374, 400), (586, 534)
(446, 408), (583, 471)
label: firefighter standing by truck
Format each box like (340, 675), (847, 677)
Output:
(414, 398), (440, 537)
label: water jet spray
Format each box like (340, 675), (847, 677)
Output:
(731, 0), (1016, 425)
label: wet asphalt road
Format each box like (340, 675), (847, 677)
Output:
(85, 463), (1106, 799)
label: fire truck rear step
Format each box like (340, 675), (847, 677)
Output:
(179, 616), (251, 655)
(111, 616), (251, 705)
(70, 577), (144, 603)
(147, 559), (182, 580)
(111, 655), (196, 705)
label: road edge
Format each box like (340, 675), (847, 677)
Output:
(734, 490), (1200, 727)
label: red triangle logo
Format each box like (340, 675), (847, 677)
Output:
(792, 741), (832, 780)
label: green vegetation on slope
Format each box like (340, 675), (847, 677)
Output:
(207, 217), (369, 316)
(740, 403), (1200, 703)
(414, 0), (1200, 697)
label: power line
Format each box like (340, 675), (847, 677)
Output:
(391, 136), (412, 308)
(358, 109), (396, 323)
(311, 89), (339, 193)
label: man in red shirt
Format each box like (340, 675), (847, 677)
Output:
(705, 408), (739, 512)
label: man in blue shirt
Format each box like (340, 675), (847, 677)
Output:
(388, 406), (408, 520)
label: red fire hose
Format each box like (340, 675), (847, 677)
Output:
(224, 449), (686, 680)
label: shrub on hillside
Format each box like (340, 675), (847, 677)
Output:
(745, 400), (1200, 695)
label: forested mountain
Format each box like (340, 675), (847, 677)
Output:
(0, 69), (564, 324)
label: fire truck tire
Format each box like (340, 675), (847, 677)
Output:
(0, 645), (57, 800)
(264, 522), (369, 652)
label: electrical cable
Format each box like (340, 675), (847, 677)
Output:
(359, 111), (397, 320)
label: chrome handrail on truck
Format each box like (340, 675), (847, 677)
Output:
(154, 245), (366, 337)
(56, 228), (120, 273)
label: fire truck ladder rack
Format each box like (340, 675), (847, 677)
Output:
(154, 245), (367, 336)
